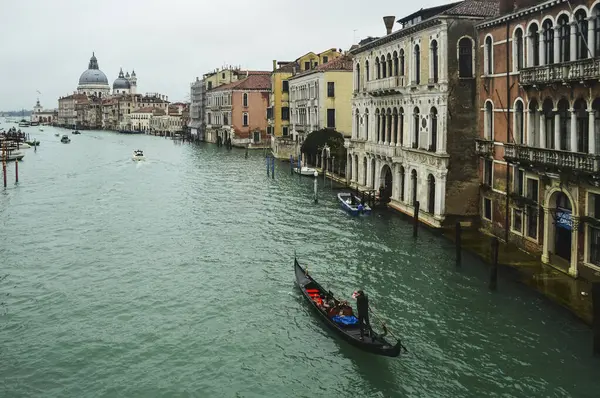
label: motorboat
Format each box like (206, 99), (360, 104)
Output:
(338, 192), (372, 216)
(54, 133), (59, 137)
(60, 135), (71, 143)
(132, 150), (145, 161)
(293, 166), (318, 176)
(39, 127), (44, 131)
(1, 150), (25, 161)
(72, 130), (81, 135)
(26, 140), (40, 147)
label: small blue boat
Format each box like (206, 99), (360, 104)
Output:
(337, 192), (372, 216)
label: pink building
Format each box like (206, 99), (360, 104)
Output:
(206, 72), (271, 147)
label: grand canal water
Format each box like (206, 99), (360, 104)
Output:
(1, 126), (599, 397)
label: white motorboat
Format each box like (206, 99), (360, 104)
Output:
(132, 150), (145, 161)
(2, 150), (25, 161)
(39, 127), (44, 131)
(60, 135), (71, 143)
(55, 133), (59, 137)
(293, 166), (318, 176)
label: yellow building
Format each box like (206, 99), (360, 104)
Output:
(270, 48), (343, 159)
(288, 54), (354, 148)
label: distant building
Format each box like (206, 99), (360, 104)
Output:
(205, 72), (271, 147)
(30, 99), (56, 124)
(269, 48), (343, 159)
(189, 77), (205, 140)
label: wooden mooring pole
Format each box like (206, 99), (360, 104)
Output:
(15, 158), (18, 184)
(489, 237), (499, 291)
(455, 222), (462, 267)
(593, 283), (600, 356)
(413, 201), (420, 238)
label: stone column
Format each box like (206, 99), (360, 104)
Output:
(539, 31), (546, 66)
(570, 22), (577, 61)
(554, 112), (561, 150)
(435, 171), (447, 217)
(570, 110), (577, 152)
(526, 109), (533, 145)
(588, 17), (596, 58)
(366, 157), (371, 188)
(554, 27), (560, 63)
(542, 207), (551, 264)
(539, 112), (546, 148)
(376, 114), (380, 143)
(589, 109), (596, 154)
(569, 216), (580, 278)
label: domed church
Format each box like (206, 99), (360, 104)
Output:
(77, 53), (110, 98)
(112, 68), (137, 95)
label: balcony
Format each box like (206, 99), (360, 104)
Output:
(475, 139), (494, 156)
(520, 58), (600, 86)
(365, 142), (396, 158)
(504, 144), (600, 175)
(365, 76), (403, 95)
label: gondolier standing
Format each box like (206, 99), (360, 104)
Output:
(353, 290), (371, 340)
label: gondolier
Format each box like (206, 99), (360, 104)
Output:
(353, 290), (372, 341)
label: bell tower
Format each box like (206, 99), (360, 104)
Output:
(130, 69), (137, 94)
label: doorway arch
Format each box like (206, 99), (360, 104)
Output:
(427, 174), (436, 214)
(379, 164), (393, 202)
(362, 157), (368, 186)
(370, 158), (376, 188)
(548, 190), (574, 262)
(347, 154), (353, 181)
(411, 169), (418, 205)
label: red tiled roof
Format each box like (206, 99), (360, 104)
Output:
(212, 74), (271, 91)
(290, 55), (353, 79)
(444, 0), (499, 17)
(133, 107), (156, 113)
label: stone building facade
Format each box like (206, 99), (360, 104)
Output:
(476, 0), (600, 279)
(347, 1), (499, 228)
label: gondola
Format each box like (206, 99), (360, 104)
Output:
(294, 257), (402, 357)
(338, 192), (372, 216)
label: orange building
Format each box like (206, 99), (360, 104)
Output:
(206, 72), (271, 147)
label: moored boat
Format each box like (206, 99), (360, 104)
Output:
(132, 149), (145, 161)
(294, 257), (402, 357)
(60, 135), (71, 143)
(1, 149), (25, 161)
(337, 192), (372, 216)
(293, 166), (318, 176)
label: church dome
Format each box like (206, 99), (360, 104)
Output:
(78, 53), (109, 85)
(113, 68), (131, 89)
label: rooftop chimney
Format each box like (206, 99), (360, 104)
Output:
(273, 59), (277, 71)
(499, 0), (514, 14)
(383, 16), (395, 35)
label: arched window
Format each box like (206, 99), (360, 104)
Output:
(558, 15), (570, 62)
(594, 6), (600, 56)
(365, 60), (370, 82)
(458, 37), (473, 78)
(543, 21), (554, 64)
(574, 99), (589, 152)
(430, 107), (438, 152)
(485, 36), (493, 74)
(515, 100), (524, 144)
(375, 57), (381, 79)
(392, 108), (399, 144)
(576, 10), (589, 59)
(399, 107), (404, 146)
(430, 40), (439, 83)
(557, 98), (570, 150)
(364, 109), (369, 141)
(243, 93), (248, 107)
(514, 28), (524, 70)
(529, 23), (540, 66)
(399, 49), (405, 77)
(243, 112), (249, 127)
(413, 107), (420, 148)
(427, 174), (436, 214)
(375, 108), (380, 142)
(393, 51), (399, 76)
(355, 63), (361, 91)
(543, 99), (556, 149)
(528, 99), (540, 147)
(485, 101), (494, 140)
(382, 55), (388, 78)
(414, 45), (421, 84)
(354, 112), (360, 139)
(387, 53), (393, 77)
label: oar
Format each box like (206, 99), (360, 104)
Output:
(367, 305), (408, 354)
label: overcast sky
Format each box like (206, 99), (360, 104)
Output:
(0, 0), (448, 111)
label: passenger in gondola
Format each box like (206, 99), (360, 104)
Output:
(354, 290), (372, 341)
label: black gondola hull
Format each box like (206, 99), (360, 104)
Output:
(294, 258), (401, 357)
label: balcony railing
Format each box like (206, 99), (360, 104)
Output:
(504, 144), (600, 174)
(475, 139), (494, 156)
(520, 58), (600, 86)
(365, 142), (396, 158)
(365, 76), (403, 94)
